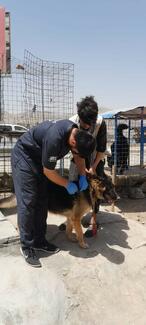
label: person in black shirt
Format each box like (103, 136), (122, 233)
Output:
(11, 119), (95, 267)
(107, 123), (129, 174)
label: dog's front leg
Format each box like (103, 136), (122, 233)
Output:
(66, 218), (77, 242)
(92, 200), (100, 235)
(73, 217), (89, 248)
(90, 212), (98, 235)
(85, 200), (100, 237)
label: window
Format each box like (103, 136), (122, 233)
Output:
(0, 125), (12, 132)
(14, 126), (27, 132)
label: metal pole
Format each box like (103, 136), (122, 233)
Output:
(112, 114), (118, 185)
(60, 159), (64, 176)
(41, 62), (45, 121)
(128, 119), (131, 166)
(140, 106), (144, 168)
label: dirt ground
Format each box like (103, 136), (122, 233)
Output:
(103, 196), (146, 226)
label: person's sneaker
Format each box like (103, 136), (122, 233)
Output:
(20, 246), (42, 268)
(34, 240), (60, 254)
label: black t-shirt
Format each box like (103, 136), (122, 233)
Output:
(16, 119), (77, 170)
(96, 120), (107, 152)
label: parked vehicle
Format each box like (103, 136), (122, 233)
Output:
(0, 124), (28, 133)
(0, 124), (28, 158)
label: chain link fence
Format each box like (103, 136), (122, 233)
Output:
(0, 51), (74, 192)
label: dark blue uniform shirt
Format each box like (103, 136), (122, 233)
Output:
(15, 120), (77, 170)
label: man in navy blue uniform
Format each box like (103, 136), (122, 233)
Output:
(11, 119), (95, 267)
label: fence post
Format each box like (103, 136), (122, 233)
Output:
(128, 119), (131, 166)
(60, 159), (64, 176)
(140, 106), (144, 168)
(41, 62), (45, 121)
(112, 114), (118, 185)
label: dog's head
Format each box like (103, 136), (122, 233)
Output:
(100, 176), (118, 203)
(88, 174), (118, 204)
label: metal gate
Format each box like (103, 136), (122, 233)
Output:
(140, 125), (146, 167)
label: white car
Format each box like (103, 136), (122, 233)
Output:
(0, 124), (28, 158)
(0, 124), (28, 133)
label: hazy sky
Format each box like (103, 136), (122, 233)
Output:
(2, 0), (146, 111)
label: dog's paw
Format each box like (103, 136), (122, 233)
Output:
(79, 241), (89, 249)
(67, 234), (77, 242)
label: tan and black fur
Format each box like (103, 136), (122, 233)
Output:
(47, 175), (117, 248)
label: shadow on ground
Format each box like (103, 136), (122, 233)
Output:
(0, 206), (131, 265)
(0, 206), (17, 217)
(43, 211), (130, 265)
(114, 197), (146, 214)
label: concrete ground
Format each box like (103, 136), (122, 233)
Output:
(0, 207), (146, 325)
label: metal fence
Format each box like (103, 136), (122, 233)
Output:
(0, 51), (74, 192)
(104, 118), (146, 182)
(23, 50), (74, 126)
(1, 50), (146, 192)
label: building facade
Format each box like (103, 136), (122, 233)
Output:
(0, 6), (11, 73)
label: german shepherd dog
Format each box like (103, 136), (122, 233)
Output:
(47, 175), (117, 248)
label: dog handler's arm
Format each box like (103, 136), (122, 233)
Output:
(72, 154), (86, 176)
(73, 154), (88, 191)
(43, 167), (78, 194)
(43, 167), (68, 187)
(88, 120), (107, 175)
(89, 152), (105, 175)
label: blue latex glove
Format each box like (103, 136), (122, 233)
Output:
(66, 182), (78, 195)
(79, 175), (88, 191)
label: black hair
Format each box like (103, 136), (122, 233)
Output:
(74, 129), (96, 158)
(77, 96), (98, 125)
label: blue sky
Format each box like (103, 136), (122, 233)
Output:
(2, 0), (146, 111)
